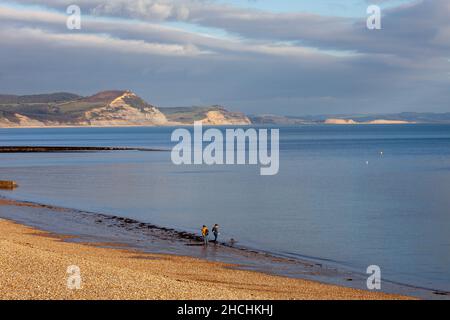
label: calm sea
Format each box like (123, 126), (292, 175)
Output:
(0, 125), (449, 293)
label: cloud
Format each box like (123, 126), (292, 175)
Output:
(0, 0), (449, 115)
(0, 26), (206, 56)
(13, 0), (449, 60)
(93, 0), (192, 21)
(0, 4), (346, 60)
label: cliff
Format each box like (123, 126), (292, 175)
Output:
(159, 106), (251, 125)
(0, 91), (252, 127)
(0, 90), (167, 127)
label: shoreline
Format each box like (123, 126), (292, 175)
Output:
(0, 196), (414, 300)
(0, 123), (252, 129)
(0, 217), (409, 300)
(0, 123), (438, 130)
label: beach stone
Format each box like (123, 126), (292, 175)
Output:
(0, 181), (18, 190)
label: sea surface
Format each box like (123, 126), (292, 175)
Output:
(0, 125), (449, 297)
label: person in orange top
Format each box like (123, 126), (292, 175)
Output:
(201, 225), (209, 246)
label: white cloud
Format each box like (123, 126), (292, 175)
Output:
(0, 26), (207, 56)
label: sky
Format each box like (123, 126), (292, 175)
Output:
(0, 0), (449, 115)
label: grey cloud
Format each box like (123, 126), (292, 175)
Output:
(15, 0), (449, 60)
(0, 0), (449, 115)
(0, 4), (345, 61)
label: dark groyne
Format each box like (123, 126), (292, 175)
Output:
(0, 146), (166, 153)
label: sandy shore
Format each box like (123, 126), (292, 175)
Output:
(0, 218), (411, 300)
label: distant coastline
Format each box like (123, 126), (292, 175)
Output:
(1, 91), (450, 128)
(249, 113), (450, 125)
(323, 118), (414, 125)
(0, 90), (251, 128)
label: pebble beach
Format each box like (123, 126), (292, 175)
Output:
(0, 218), (410, 300)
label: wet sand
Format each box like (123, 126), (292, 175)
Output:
(0, 217), (410, 300)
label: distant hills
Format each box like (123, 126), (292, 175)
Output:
(0, 90), (250, 127)
(249, 113), (450, 125)
(0, 92), (82, 104)
(160, 106), (251, 125)
(324, 112), (450, 124)
(0, 90), (449, 127)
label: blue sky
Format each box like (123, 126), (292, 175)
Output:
(218, 0), (414, 16)
(0, 0), (448, 115)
